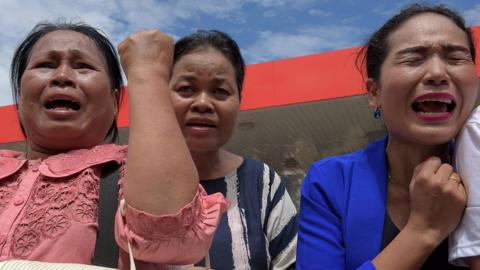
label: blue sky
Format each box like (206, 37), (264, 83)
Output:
(0, 0), (478, 105)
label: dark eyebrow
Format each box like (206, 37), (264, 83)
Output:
(177, 74), (197, 82)
(175, 74), (236, 93)
(69, 49), (104, 64)
(442, 44), (471, 54)
(69, 49), (86, 58)
(30, 50), (61, 59)
(177, 74), (229, 85)
(210, 77), (227, 84)
(395, 44), (471, 56)
(33, 49), (98, 63)
(211, 76), (237, 91)
(395, 46), (429, 56)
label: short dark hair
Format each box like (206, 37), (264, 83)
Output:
(10, 20), (124, 141)
(357, 4), (476, 81)
(173, 29), (245, 98)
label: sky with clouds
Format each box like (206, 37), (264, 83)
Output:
(0, 0), (479, 106)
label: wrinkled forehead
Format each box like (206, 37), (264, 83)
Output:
(29, 30), (107, 64)
(386, 13), (470, 54)
(174, 48), (235, 76)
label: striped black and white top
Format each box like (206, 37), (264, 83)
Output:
(195, 158), (297, 270)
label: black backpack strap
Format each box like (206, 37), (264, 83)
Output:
(91, 162), (120, 267)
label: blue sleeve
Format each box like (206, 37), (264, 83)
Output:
(297, 163), (376, 270)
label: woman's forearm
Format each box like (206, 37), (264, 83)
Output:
(120, 31), (198, 215)
(372, 224), (439, 270)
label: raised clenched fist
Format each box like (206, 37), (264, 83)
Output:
(118, 30), (174, 80)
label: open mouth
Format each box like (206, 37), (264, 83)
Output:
(411, 99), (456, 114)
(45, 99), (81, 111)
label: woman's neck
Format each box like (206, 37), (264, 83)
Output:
(191, 149), (243, 180)
(386, 135), (450, 190)
(26, 143), (63, 160)
(26, 138), (110, 160)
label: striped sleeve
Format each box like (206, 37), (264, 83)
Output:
(263, 164), (298, 269)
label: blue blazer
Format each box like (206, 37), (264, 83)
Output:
(297, 137), (388, 270)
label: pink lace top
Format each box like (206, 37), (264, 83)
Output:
(0, 144), (229, 269)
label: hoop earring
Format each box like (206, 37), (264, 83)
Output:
(374, 108), (381, 119)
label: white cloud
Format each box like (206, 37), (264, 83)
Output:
(243, 25), (365, 63)
(370, 1), (411, 18)
(308, 9), (331, 17)
(251, 0), (315, 8)
(173, 0), (245, 19)
(263, 10), (278, 18)
(464, 4), (480, 25)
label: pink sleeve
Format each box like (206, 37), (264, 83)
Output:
(115, 185), (229, 264)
